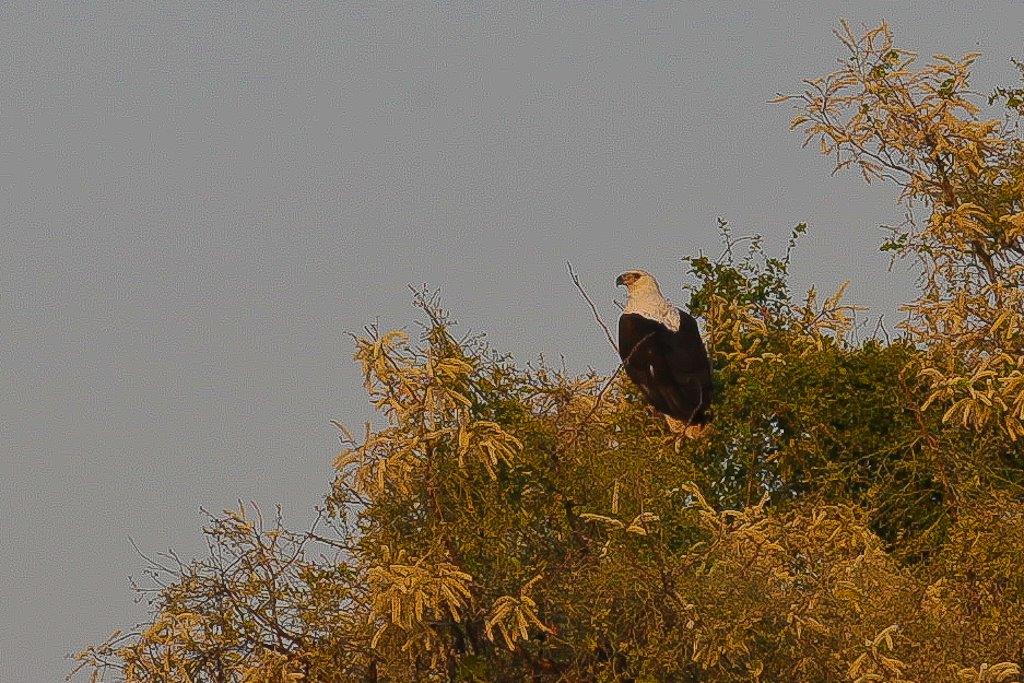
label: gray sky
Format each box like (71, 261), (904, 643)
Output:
(3, 2), (1022, 680)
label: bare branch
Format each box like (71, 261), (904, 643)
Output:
(566, 261), (618, 353)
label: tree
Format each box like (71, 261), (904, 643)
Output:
(75, 22), (1024, 682)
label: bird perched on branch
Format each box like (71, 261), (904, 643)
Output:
(616, 270), (713, 437)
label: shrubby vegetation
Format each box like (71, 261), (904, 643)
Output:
(76, 23), (1024, 682)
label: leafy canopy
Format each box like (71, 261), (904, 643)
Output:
(76, 22), (1024, 683)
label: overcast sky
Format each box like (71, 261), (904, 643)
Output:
(3, 2), (1023, 680)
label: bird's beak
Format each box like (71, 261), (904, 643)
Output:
(615, 274), (626, 287)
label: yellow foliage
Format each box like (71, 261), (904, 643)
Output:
(366, 548), (473, 647)
(783, 21), (1024, 441)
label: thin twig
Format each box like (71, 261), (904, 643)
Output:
(127, 536), (175, 575)
(564, 331), (657, 448)
(575, 366), (623, 430)
(873, 314), (892, 344)
(566, 261), (618, 353)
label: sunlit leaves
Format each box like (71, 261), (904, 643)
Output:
(456, 420), (522, 479)
(958, 662), (1023, 683)
(580, 511), (660, 536)
(483, 575), (553, 651)
(783, 21), (1024, 443)
(846, 624), (906, 682)
(366, 549), (473, 645)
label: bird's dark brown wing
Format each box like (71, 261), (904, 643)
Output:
(618, 311), (713, 424)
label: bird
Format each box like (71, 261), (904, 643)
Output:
(615, 269), (713, 437)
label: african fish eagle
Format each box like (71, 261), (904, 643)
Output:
(615, 270), (713, 432)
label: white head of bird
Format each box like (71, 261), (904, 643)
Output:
(615, 269), (681, 331)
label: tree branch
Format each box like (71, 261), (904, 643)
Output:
(566, 261), (618, 353)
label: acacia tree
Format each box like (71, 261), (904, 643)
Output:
(76, 23), (1024, 682)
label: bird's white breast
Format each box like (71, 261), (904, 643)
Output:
(624, 293), (681, 332)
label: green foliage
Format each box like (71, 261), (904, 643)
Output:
(988, 59), (1024, 114)
(75, 23), (1024, 683)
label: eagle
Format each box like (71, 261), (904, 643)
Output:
(615, 269), (713, 436)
